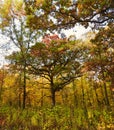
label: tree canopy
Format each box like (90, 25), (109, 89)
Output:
(24, 0), (114, 30)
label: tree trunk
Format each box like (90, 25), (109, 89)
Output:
(51, 89), (56, 106)
(72, 81), (78, 107)
(41, 89), (44, 107)
(22, 62), (26, 109)
(50, 77), (56, 106)
(18, 73), (22, 108)
(103, 81), (110, 107)
(0, 69), (5, 102)
(94, 83), (100, 107)
(110, 77), (114, 103)
(99, 53), (110, 109)
(110, 75), (114, 108)
(0, 84), (3, 102)
(101, 71), (110, 109)
(81, 77), (90, 128)
(18, 93), (21, 108)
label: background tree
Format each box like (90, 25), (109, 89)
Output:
(0, 0), (41, 109)
(85, 23), (114, 109)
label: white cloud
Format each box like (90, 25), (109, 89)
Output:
(63, 25), (91, 39)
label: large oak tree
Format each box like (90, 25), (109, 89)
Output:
(28, 34), (84, 105)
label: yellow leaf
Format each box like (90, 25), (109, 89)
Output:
(31, 116), (38, 126)
(36, 0), (44, 6)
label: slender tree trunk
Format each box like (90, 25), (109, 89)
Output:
(41, 89), (44, 107)
(99, 82), (105, 106)
(103, 81), (110, 107)
(81, 77), (90, 128)
(19, 93), (21, 108)
(0, 84), (3, 103)
(99, 53), (110, 109)
(0, 69), (5, 102)
(18, 73), (22, 108)
(81, 82), (88, 116)
(72, 81), (78, 107)
(51, 89), (56, 106)
(95, 87), (100, 105)
(81, 78), (87, 113)
(102, 71), (110, 109)
(93, 82), (100, 107)
(111, 77), (114, 102)
(0, 82), (3, 102)
(23, 62), (26, 109)
(87, 90), (92, 107)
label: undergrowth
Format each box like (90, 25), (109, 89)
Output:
(0, 105), (113, 130)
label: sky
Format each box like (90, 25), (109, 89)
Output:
(62, 25), (91, 38)
(0, 35), (10, 67)
(0, 34), (17, 67)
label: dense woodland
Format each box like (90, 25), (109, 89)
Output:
(0, 0), (114, 130)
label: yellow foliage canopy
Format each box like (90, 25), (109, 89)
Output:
(0, 0), (25, 28)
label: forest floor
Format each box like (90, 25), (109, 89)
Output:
(0, 105), (114, 130)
